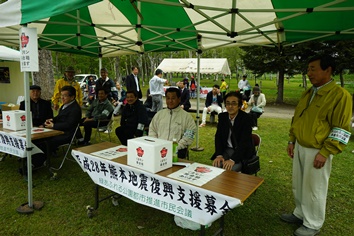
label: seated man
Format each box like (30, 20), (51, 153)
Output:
(211, 92), (254, 172)
(248, 86), (266, 130)
(19, 85), (53, 127)
(149, 87), (196, 158)
(44, 86), (82, 154)
(78, 88), (114, 146)
(199, 84), (223, 127)
(115, 90), (148, 145)
(177, 81), (191, 111)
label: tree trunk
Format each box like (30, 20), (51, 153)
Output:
(275, 67), (285, 104)
(32, 49), (54, 100)
(302, 73), (307, 90)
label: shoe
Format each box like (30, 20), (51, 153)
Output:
(280, 213), (303, 224)
(351, 150), (354, 154)
(104, 130), (111, 134)
(199, 123), (206, 127)
(252, 127), (258, 130)
(98, 128), (106, 132)
(78, 140), (90, 146)
(294, 225), (320, 236)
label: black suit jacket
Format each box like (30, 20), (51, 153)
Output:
(180, 88), (191, 111)
(53, 101), (82, 141)
(20, 98), (53, 127)
(125, 73), (142, 99)
(211, 111), (254, 163)
(205, 91), (223, 107)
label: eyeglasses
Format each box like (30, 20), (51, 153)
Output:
(61, 94), (71, 98)
(225, 102), (238, 107)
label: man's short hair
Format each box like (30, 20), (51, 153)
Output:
(243, 74), (247, 78)
(308, 54), (336, 73)
(213, 84), (220, 89)
(165, 87), (181, 98)
(101, 67), (108, 73)
(155, 69), (163, 75)
(97, 87), (109, 94)
(61, 86), (76, 98)
(131, 66), (138, 71)
(224, 91), (243, 107)
(30, 85), (41, 90)
(126, 90), (138, 98)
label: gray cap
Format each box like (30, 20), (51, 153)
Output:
(65, 66), (75, 72)
(253, 86), (260, 92)
(30, 85), (41, 90)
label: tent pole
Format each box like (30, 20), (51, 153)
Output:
(191, 52), (204, 152)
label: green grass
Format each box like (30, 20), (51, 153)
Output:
(1, 113), (354, 235)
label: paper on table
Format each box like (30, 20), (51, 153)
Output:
(91, 145), (127, 160)
(9, 128), (54, 136)
(168, 162), (224, 186)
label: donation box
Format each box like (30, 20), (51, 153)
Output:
(128, 137), (172, 173)
(2, 110), (28, 131)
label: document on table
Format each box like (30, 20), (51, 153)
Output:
(91, 145), (127, 160)
(168, 162), (224, 186)
(9, 128), (54, 136)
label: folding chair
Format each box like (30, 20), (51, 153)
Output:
(95, 115), (114, 142)
(251, 133), (261, 176)
(50, 124), (80, 175)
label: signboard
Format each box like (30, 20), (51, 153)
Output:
(19, 27), (39, 72)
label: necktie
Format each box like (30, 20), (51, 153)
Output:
(229, 120), (237, 149)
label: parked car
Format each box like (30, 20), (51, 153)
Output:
(74, 74), (98, 90)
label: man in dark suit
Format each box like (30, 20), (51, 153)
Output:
(177, 80), (191, 111)
(199, 84), (223, 127)
(211, 91), (254, 172)
(44, 86), (82, 153)
(19, 85), (53, 127)
(125, 66), (142, 99)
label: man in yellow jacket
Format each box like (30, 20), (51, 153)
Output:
(52, 66), (83, 110)
(281, 54), (352, 236)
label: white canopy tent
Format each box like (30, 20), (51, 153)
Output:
(157, 58), (231, 75)
(0, 45), (20, 61)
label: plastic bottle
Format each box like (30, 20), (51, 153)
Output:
(172, 138), (178, 163)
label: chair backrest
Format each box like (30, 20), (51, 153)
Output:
(252, 133), (261, 155)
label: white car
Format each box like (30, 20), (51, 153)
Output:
(74, 74), (98, 90)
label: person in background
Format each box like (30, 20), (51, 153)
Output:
(149, 87), (196, 158)
(52, 66), (83, 110)
(77, 88), (114, 146)
(177, 80), (191, 112)
(112, 81), (126, 116)
(183, 76), (189, 89)
(238, 74), (251, 101)
(143, 88), (153, 111)
(95, 68), (118, 102)
(45, 86), (82, 154)
(86, 76), (96, 106)
(115, 90), (148, 145)
(149, 69), (167, 112)
(125, 66), (142, 99)
(282, 54), (352, 236)
(20, 85), (53, 127)
(199, 84), (223, 127)
(189, 76), (197, 99)
(220, 78), (228, 100)
(211, 92), (254, 172)
(248, 86), (266, 131)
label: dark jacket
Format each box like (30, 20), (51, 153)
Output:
(121, 100), (148, 137)
(205, 91), (223, 108)
(20, 98), (53, 127)
(125, 74), (142, 99)
(96, 78), (118, 101)
(180, 88), (191, 111)
(211, 111), (254, 163)
(53, 101), (82, 140)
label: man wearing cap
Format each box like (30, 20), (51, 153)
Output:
(52, 66), (83, 110)
(96, 68), (118, 102)
(248, 86), (266, 131)
(149, 69), (167, 112)
(20, 85), (53, 127)
(125, 66), (142, 99)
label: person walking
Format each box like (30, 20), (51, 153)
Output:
(281, 54), (352, 236)
(149, 69), (167, 112)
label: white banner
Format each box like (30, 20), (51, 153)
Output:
(19, 27), (39, 72)
(72, 150), (241, 225)
(0, 130), (43, 158)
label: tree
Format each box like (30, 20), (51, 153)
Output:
(33, 49), (55, 100)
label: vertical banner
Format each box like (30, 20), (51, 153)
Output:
(19, 27), (38, 72)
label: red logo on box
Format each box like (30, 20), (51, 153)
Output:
(136, 147), (144, 157)
(20, 115), (26, 121)
(160, 147), (168, 158)
(6, 115), (10, 121)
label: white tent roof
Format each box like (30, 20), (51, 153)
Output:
(0, 45), (20, 61)
(157, 58), (231, 75)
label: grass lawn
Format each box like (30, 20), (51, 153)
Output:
(1, 112), (354, 235)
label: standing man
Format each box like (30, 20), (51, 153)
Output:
(281, 54), (352, 236)
(20, 85), (53, 127)
(238, 74), (251, 101)
(149, 87), (196, 158)
(52, 66), (83, 110)
(95, 68), (118, 102)
(177, 80), (191, 111)
(199, 84), (223, 127)
(149, 69), (167, 112)
(125, 66), (142, 99)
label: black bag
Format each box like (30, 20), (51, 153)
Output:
(242, 155), (260, 175)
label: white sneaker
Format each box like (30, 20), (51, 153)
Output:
(98, 128), (106, 132)
(252, 127), (258, 131)
(104, 130), (111, 134)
